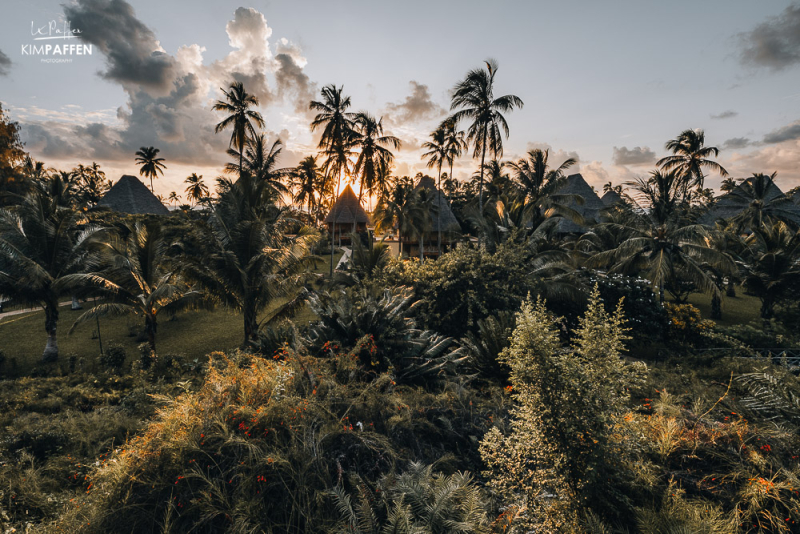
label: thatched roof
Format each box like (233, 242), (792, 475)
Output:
(324, 185), (370, 225)
(700, 178), (800, 227)
(555, 173), (605, 233)
(600, 189), (623, 206)
(98, 175), (169, 215)
(415, 176), (461, 233)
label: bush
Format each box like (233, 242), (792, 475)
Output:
(664, 303), (715, 344)
(381, 242), (536, 338)
(99, 344), (126, 370)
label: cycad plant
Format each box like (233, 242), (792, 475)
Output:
(330, 462), (489, 534)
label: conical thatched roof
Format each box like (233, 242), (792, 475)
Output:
(324, 184), (370, 225)
(414, 176), (461, 233)
(555, 173), (605, 233)
(600, 189), (623, 206)
(98, 175), (169, 215)
(700, 178), (800, 227)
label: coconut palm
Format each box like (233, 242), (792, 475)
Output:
(657, 129), (728, 195)
(184, 173), (209, 206)
(442, 117), (467, 191)
(188, 169), (315, 346)
(373, 178), (428, 257)
(506, 148), (583, 228)
(227, 134), (291, 202)
(63, 221), (203, 354)
(726, 172), (799, 231)
(588, 170), (736, 302)
(352, 112), (400, 202)
(291, 155), (320, 223)
(167, 191), (180, 206)
(134, 146), (166, 192)
(310, 84), (357, 275)
(449, 59), (523, 213)
(72, 162), (110, 206)
(0, 184), (102, 361)
(213, 81), (265, 182)
(720, 177), (738, 192)
(422, 125), (448, 254)
(742, 221), (800, 318)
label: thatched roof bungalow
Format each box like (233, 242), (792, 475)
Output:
(555, 173), (605, 233)
(97, 175), (169, 215)
(324, 185), (370, 245)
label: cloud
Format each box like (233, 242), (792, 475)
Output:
(385, 81), (445, 124)
(723, 137), (751, 149)
(0, 49), (11, 76)
(725, 139), (800, 188)
(710, 110), (738, 120)
(18, 2), (319, 184)
(738, 3), (800, 71)
(763, 119), (800, 143)
(611, 146), (656, 166)
(63, 0), (176, 92)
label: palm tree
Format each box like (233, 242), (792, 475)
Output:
(373, 182), (432, 260)
(742, 221), (800, 318)
(720, 177), (738, 192)
(63, 221), (203, 354)
(506, 148), (582, 228)
(213, 81), (265, 182)
(441, 118), (467, 192)
(0, 184), (103, 361)
(588, 170), (736, 302)
(726, 172), (799, 231)
(421, 125), (448, 254)
(227, 134), (291, 202)
(183, 173), (208, 206)
(188, 171), (315, 346)
(449, 59), (523, 213)
(657, 129), (728, 196)
(310, 84), (357, 275)
(134, 146), (166, 192)
(167, 191), (180, 207)
(352, 112), (400, 202)
(291, 155), (320, 223)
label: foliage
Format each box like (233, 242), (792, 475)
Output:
(460, 311), (515, 382)
(99, 343), (126, 370)
(306, 286), (466, 382)
(480, 287), (646, 531)
(382, 242), (536, 338)
(664, 302), (715, 344)
(330, 462), (489, 533)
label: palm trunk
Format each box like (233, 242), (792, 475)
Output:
(330, 171), (342, 277)
(42, 302), (59, 362)
(419, 234), (424, 263)
(243, 299), (258, 347)
(145, 314), (157, 355)
(711, 294), (722, 320)
(478, 127), (487, 214)
(437, 165), (442, 256)
(726, 278), (736, 297)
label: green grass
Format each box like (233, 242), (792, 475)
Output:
(686, 290), (762, 327)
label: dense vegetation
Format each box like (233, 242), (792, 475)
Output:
(1, 58), (800, 533)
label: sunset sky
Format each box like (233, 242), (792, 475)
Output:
(1, 0), (800, 199)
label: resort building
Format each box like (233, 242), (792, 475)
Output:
(324, 184), (370, 246)
(97, 175), (169, 216)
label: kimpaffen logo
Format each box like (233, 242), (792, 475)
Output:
(21, 20), (92, 64)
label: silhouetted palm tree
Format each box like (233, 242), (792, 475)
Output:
(422, 125), (448, 254)
(213, 81), (265, 182)
(227, 134), (291, 202)
(184, 173), (209, 206)
(310, 84), (357, 275)
(167, 191), (180, 206)
(352, 112), (400, 202)
(134, 146), (166, 192)
(292, 155), (320, 223)
(449, 59), (523, 213)
(657, 129), (728, 195)
(743, 221), (800, 318)
(441, 118), (467, 192)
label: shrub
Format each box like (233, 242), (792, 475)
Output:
(664, 302), (715, 344)
(98, 344), (126, 370)
(480, 286), (647, 530)
(381, 242), (536, 338)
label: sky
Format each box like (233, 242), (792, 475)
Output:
(1, 0), (800, 201)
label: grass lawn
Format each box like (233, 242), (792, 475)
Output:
(0, 252), (343, 375)
(686, 290), (762, 327)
